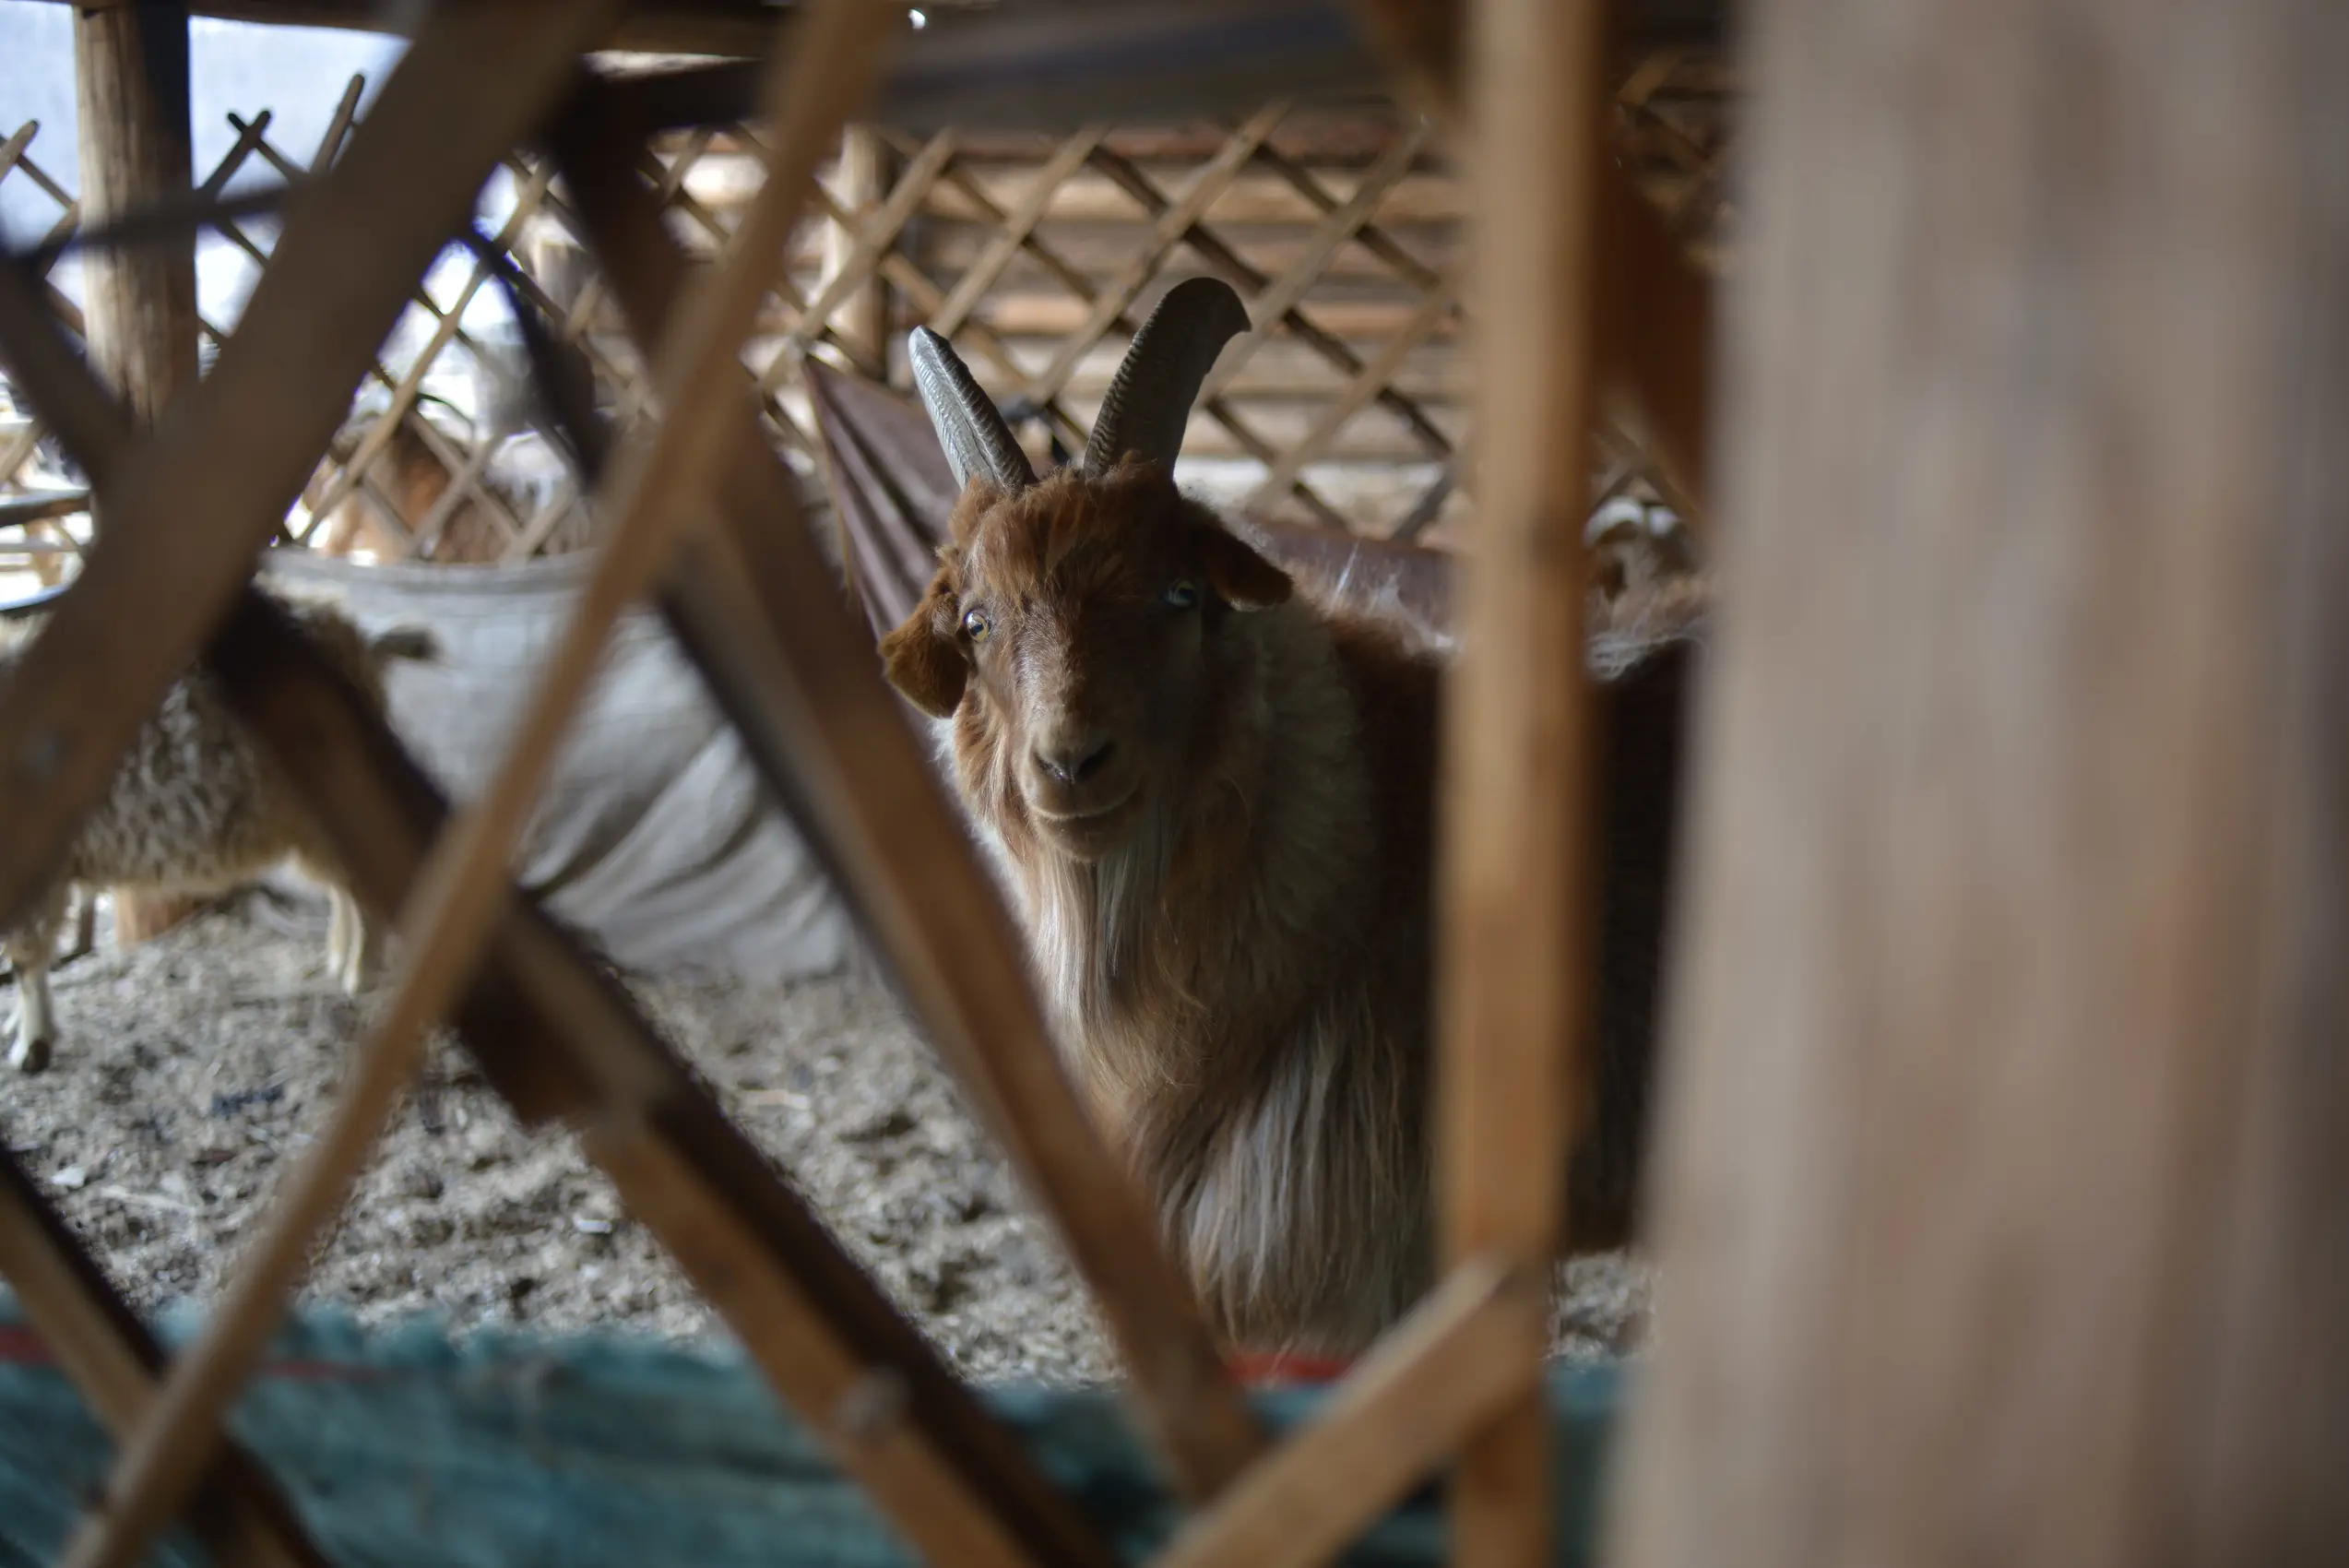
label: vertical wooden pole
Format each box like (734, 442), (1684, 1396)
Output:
(1609, 2), (2349, 1566)
(1437, 0), (1608, 1562)
(74, 2), (204, 950)
(823, 125), (892, 379)
(74, 1), (196, 430)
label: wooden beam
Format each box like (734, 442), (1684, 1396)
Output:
(69, 1), (206, 951)
(1609, 2), (2349, 1566)
(767, 127), (952, 380)
(35, 0), (831, 55)
(587, 1111), (1068, 1568)
(49, 6), (893, 1562)
(1147, 1257), (1544, 1568)
(1437, 0), (1610, 1564)
(204, 592), (1115, 1568)
(12, 376), (1108, 1568)
(0, 1151), (330, 1568)
(551, 77), (1273, 1503)
(69, 0), (194, 433)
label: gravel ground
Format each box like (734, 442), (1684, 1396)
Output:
(0, 897), (1650, 1383)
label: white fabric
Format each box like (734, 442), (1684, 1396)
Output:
(259, 548), (854, 980)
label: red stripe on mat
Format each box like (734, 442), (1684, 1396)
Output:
(1228, 1349), (1354, 1385)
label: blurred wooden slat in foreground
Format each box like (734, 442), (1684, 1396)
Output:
(1612, 1), (2349, 1565)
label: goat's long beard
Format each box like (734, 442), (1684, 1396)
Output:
(1016, 795), (1206, 1103)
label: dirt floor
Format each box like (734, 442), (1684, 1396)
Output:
(0, 897), (1651, 1384)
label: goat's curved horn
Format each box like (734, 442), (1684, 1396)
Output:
(908, 327), (1036, 494)
(1082, 276), (1251, 476)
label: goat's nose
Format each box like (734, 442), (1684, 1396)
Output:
(1035, 736), (1114, 785)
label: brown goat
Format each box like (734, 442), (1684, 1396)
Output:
(881, 279), (1701, 1356)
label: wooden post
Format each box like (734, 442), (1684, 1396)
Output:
(1610, 2), (2349, 1566)
(74, 1), (204, 950)
(73, 1), (196, 429)
(1435, 0), (1608, 1562)
(822, 126), (893, 379)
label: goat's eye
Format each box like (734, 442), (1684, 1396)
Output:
(1162, 580), (1200, 610)
(962, 607), (991, 642)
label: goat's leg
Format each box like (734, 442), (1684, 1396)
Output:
(61, 891), (97, 966)
(329, 886), (380, 994)
(7, 888), (70, 1071)
(9, 954), (55, 1073)
(5, 908), (65, 1076)
(326, 885), (352, 981)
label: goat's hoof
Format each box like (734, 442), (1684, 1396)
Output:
(9, 1034), (53, 1074)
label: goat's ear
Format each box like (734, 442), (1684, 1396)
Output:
(1198, 528), (1292, 612)
(879, 578), (969, 719)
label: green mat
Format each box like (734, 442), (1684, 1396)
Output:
(0, 1296), (1621, 1566)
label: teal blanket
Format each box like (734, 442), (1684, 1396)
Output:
(0, 1299), (1620, 1566)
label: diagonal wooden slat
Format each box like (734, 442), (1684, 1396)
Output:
(0, 1151), (332, 1568)
(289, 133), (556, 540)
(1390, 458), (1455, 540)
(1615, 48), (1688, 115)
(927, 125), (1106, 338)
(5, 140), (80, 235)
(1346, 3), (1716, 523)
(0, 120), (42, 184)
(553, 79), (1274, 1503)
(1085, 141), (1455, 471)
(762, 127), (961, 374)
(587, 1110), (1075, 1568)
(802, 176), (1086, 442)
(0, 491), (90, 529)
(1196, 122), (1430, 403)
(544, 136), (829, 456)
(309, 70), (366, 170)
(525, 128), (715, 350)
(0, 110), (274, 493)
(1025, 102), (1288, 408)
(497, 153), (656, 379)
(201, 179), (490, 550)
(196, 591), (1114, 1568)
(1244, 280), (1456, 510)
(1251, 137), (1443, 293)
(0, 419), (51, 490)
(406, 412), (526, 558)
(896, 140), (1353, 529)
(46, 7), (895, 1565)
(501, 480), (587, 562)
(1147, 1257), (1544, 1568)
(0, 0), (613, 949)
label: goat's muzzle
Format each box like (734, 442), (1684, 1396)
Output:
(1019, 724), (1143, 858)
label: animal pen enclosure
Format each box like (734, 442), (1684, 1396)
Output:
(3, 10), (1726, 573)
(5, 2), (2348, 1568)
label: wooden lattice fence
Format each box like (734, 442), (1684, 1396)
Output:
(0, 53), (1729, 581)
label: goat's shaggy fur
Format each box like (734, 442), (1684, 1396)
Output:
(883, 461), (1702, 1354)
(0, 588), (436, 1073)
